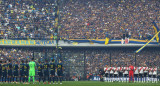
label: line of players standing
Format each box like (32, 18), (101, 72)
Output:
(100, 65), (158, 83)
(0, 59), (63, 84)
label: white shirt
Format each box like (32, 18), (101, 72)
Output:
(149, 68), (153, 75)
(139, 67), (144, 74)
(114, 67), (119, 74)
(109, 67), (114, 74)
(143, 67), (148, 73)
(153, 68), (157, 75)
(134, 67), (139, 74)
(123, 67), (128, 74)
(119, 67), (123, 72)
(104, 67), (110, 73)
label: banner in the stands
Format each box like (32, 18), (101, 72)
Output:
(70, 39), (158, 44)
(0, 40), (54, 45)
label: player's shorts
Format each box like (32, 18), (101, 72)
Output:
(29, 70), (35, 76)
(44, 70), (49, 76)
(38, 72), (43, 77)
(14, 70), (19, 76)
(149, 75), (152, 77)
(57, 71), (63, 76)
(110, 74), (113, 77)
(114, 74), (118, 77)
(105, 73), (108, 77)
(2, 71), (7, 77)
(119, 72), (123, 77)
(50, 70), (55, 76)
(139, 74), (143, 77)
(153, 75), (156, 78)
(8, 70), (12, 76)
(0, 71), (2, 76)
(20, 70), (24, 76)
(134, 74), (138, 77)
(144, 73), (148, 77)
(24, 71), (29, 76)
(124, 74), (128, 77)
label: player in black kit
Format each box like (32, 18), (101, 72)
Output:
(0, 61), (2, 82)
(2, 61), (7, 83)
(13, 61), (19, 83)
(7, 60), (13, 83)
(20, 60), (25, 83)
(57, 60), (63, 84)
(24, 60), (29, 83)
(50, 59), (56, 84)
(43, 60), (50, 84)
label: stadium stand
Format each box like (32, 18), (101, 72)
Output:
(0, 0), (56, 40)
(0, 0), (159, 83)
(59, 0), (160, 39)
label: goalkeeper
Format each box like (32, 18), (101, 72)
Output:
(28, 58), (36, 83)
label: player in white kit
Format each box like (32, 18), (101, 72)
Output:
(109, 66), (114, 82)
(123, 64), (129, 82)
(134, 66), (139, 82)
(113, 65), (119, 82)
(139, 66), (144, 82)
(118, 65), (123, 82)
(143, 65), (148, 82)
(148, 66), (153, 82)
(152, 66), (157, 83)
(104, 65), (110, 82)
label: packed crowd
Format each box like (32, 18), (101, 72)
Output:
(0, 0), (159, 40)
(0, 0), (56, 39)
(60, 0), (160, 39)
(0, 48), (33, 63)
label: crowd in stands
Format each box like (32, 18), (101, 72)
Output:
(0, 0), (159, 40)
(60, 0), (160, 39)
(0, 48), (33, 63)
(0, 0), (56, 39)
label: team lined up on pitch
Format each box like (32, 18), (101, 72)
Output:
(0, 58), (63, 84)
(99, 64), (158, 83)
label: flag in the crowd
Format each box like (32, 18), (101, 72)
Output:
(135, 31), (160, 53)
(105, 37), (109, 45)
(152, 21), (160, 42)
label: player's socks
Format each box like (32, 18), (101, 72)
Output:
(23, 77), (25, 82)
(7, 77), (9, 83)
(10, 77), (11, 82)
(48, 77), (50, 83)
(2, 77), (3, 82)
(43, 77), (45, 82)
(49, 77), (51, 82)
(53, 77), (54, 83)
(28, 76), (31, 83)
(16, 77), (18, 82)
(26, 77), (28, 82)
(33, 77), (35, 82)
(126, 77), (127, 82)
(56, 77), (58, 82)
(13, 77), (14, 82)
(5, 77), (6, 82)
(20, 77), (22, 83)
(39, 78), (41, 83)
(60, 77), (62, 83)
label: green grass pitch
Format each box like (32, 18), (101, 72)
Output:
(0, 81), (160, 86)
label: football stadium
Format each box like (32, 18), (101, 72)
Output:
(0, 0), (160, 86)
